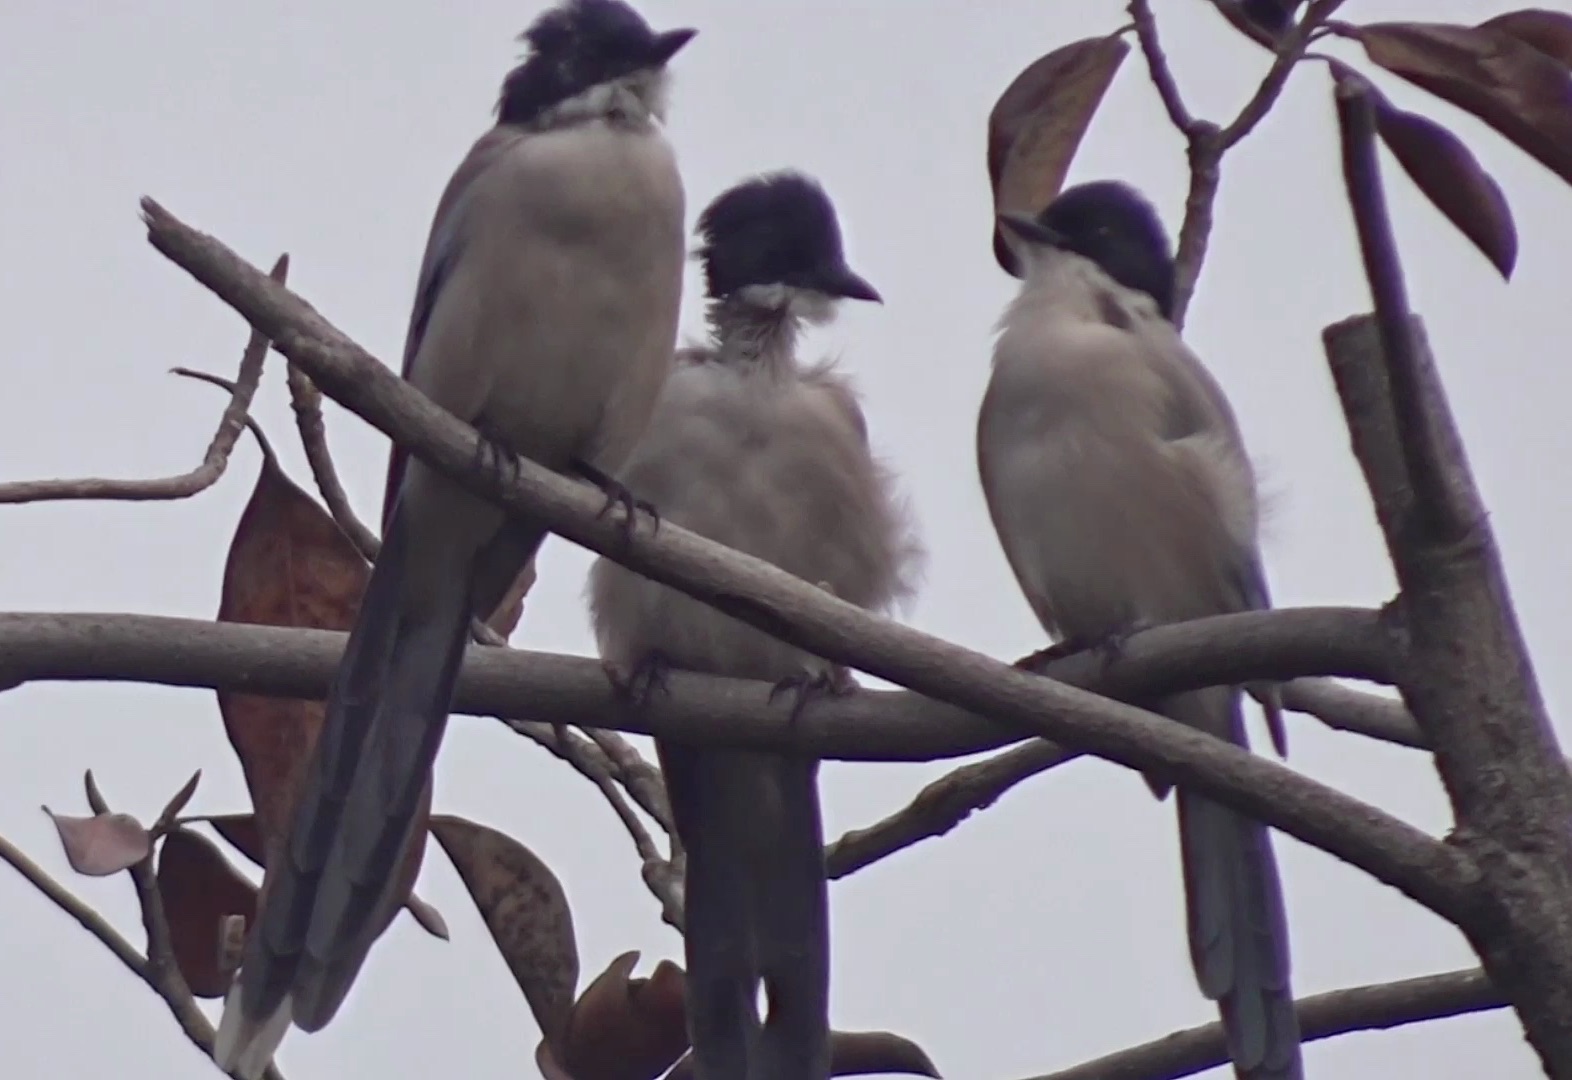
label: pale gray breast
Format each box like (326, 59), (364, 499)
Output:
(412, 122), (686, 470)
(589, 354), (921, 679)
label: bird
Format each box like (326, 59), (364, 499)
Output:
(588, 171), (923, 1080)
(976, 180), (1303, 1079)
(214, 2), (694, 1073)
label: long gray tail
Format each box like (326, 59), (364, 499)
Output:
(216, 507), (482, 1076)
(1168, 687), (1303, 1080)
(660, 744), (831, 1080)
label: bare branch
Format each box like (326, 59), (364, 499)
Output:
(284, 361), (381, 561)
(826, 740), (1075, 880)
(0, 254), (286, 505)
(1128, 0), (1195, 133)
(1218, 0), (1346, 148)
(0, 606), (1389, 761)
(1274, 677), (1422, 748)
(1025, 965), (1498, 1080)
(0, 799), (286, 1078)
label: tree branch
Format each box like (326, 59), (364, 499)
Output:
(284, 361), (381, 561)
(0, 254), (285, 506)
(1025, 965), (1499, 1080)
(0, 607), (1388, 761)
(1330, 76), (1572, 1072)
(133, 198), (1480, 924)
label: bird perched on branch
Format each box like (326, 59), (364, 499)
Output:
(976, 180), (1303, 1079)
(589, 171), (922, 1080)
(214, 1), (694, 1073)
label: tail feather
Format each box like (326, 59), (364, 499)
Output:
(1169, 689), (1303, 1080)
(752, 755), (830, 1080)
(217, 507), (473, 1069)
(661, 744), (831, 1080)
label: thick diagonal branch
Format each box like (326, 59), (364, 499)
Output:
(1331, 78), (1572, 1072)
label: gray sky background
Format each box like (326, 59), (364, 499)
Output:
(2, 2), (1567, 1077)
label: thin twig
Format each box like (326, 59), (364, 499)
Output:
(1025, 965), (1499, 1080)
(547, 722), (684, 929)
(4, 775), (289, 1080)
(284, 361), (381, 561)
(0, 253), (286, 505)
(826, 740), (1076, 880)
(1219, 0), (1347, 148)
(1128, 0), (1195, 133)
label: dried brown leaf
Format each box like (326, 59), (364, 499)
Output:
(1332, 65), (1519, 277)
(1353, 20), (1572, 187)
(988, 34), (1129, 276)
(431, 814), (579, 1051)
(156, 827), (258, 997)
(216, 455), (431, 924)
(551, 951), (688, 1080)
(1483, 9), (1572, 67)
(206, 811), (447, 939)
(41, 806), (151, 876)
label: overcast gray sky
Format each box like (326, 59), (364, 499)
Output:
(2, 1), (1567, 1077)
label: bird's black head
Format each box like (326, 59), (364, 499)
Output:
(999, 180), (1176, 320)
(497, 0), (696, 127)
(695, 172), (881, 305)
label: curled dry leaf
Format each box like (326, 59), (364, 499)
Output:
(431, 815), (579, 1052)
(216, 455), (431, 928)
(41, 806), (151, 876)
(155, 827), (258, 997)
(548, 950), (689, 1080)
(665, 1026), (942, 1079)
(988, 34), (1129, 277)
(205, 812), (448, 939)
(1483, 9), (1572, 68)
(1351, 19), (1572, 188)
(1331, 64), (1518, 278)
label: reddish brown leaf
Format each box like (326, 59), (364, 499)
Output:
(206, 812), (447, 939)
(216, 455), (431, 929)
(41, 806), (150, 876)
(1483, 9), (1572, 67)
(156, 828), (258, 997)
(1338, 67), (1519, 278)
(431, 815), (579, 1051)
(1352, 20), (1572, 188)
(988, 34), (1129, 276)
(664, 1027), (941, 1079)
(545, 951), (688, 1080)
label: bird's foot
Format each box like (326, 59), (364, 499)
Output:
(1013, 623), (1155, 672)
(769, 666), (856, 730)
(471, 422), (521, 490)
(604, 651), (674, 708)
(572, 458), (659, 541)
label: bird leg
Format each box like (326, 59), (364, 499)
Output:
(1014, 621), (1156, 673)
(603, 650), (675, 708)
(572, 458), (659, 540)
(769, 665), (856, 731)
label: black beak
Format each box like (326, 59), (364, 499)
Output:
(998, 212), (1065, 249)
(812, 261), (883, 304)
(648, 27), (698, 66)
